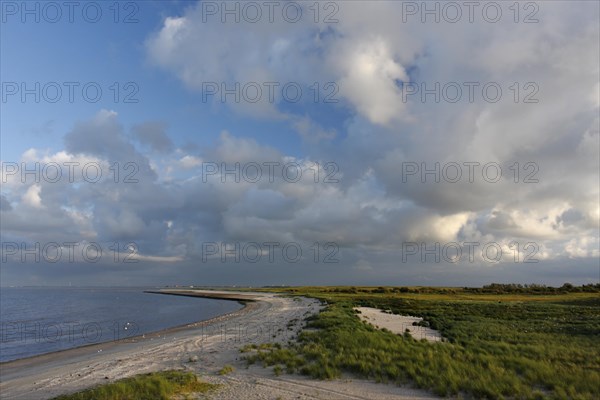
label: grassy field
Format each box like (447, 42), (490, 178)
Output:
(51, 370), (217, 400)
(243, 285), (600, 400)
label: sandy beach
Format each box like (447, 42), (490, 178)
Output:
(0, 290), (438, 400)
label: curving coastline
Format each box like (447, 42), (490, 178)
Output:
(0, 290), (255, 368)
(0, 290), (439, 400)
(0, 290), (330, 400)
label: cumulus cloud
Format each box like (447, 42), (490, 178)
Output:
(334, 37), (408, 125)
(142, 1), (598, 284)
(132, 121), (173, 153)
(2, 2), (598, 286)
(22, 184), (43, 209)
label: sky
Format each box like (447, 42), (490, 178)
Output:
(0, 0), (599, 287)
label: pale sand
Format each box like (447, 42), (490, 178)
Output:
(354, 307), (443, 342)
(0, 290), (439, 399)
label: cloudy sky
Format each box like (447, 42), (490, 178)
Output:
(1, 1), (598, 287)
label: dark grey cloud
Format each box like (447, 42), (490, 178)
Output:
(132, 121), (173, 153)
(0, 195), (12, 211)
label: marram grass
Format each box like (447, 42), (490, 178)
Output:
(243, 286), (600, 400)
(51, 370), (218, 400)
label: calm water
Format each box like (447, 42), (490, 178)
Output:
(0, 287), (243, 362)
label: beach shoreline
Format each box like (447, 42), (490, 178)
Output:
(0, 290), (438, 400)
(0, 290), (255, 370)
(0, 290), (318, 399)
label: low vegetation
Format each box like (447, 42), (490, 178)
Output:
(243, 285), (600, 399)
(218, 364), (235, 375)
(51, 370), (218, 400)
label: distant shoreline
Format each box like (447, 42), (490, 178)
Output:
(144, 289), (260, 303)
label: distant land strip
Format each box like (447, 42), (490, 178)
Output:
(144, 289), (260, 302)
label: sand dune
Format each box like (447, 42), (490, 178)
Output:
(354, 307), (443, 342)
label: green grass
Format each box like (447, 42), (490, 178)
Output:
(218, 364), (235, 375)
(51, 370), (218, 400)
(243, 286), (600, 400)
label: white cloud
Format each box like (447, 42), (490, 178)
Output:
(335, 37), (408, 125)
(565, 237), (600, 259)
(22, 184), (43, 209)
(178, 155), (202, 169)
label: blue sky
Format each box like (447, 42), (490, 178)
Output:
(1, 1), (330, 158)
(1, 1), (599, 286)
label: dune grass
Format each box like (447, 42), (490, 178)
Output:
(243, 286), (600, 399)
(218, 364), (235, 375)
(51, 370), (218, 400)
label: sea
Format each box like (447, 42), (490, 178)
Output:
(0, 287), (244, 362)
